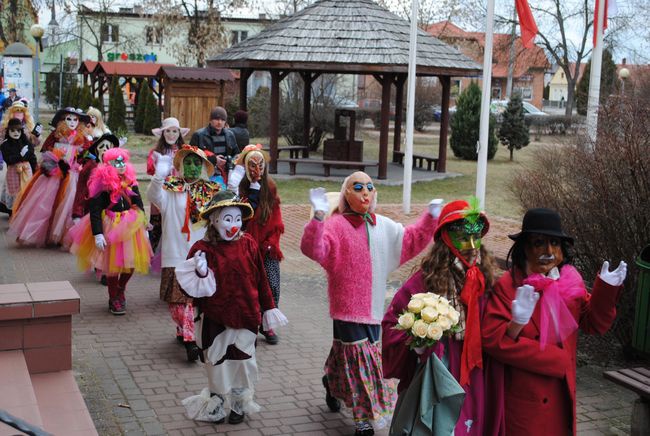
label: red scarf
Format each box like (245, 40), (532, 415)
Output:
(441, 231), (485, 387)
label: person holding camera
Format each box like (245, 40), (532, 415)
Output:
(190, 106), (239, 179)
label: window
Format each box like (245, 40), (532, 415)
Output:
(514, 87), (533, 100)
(451, 79), (462, 97)
(101, 24), (119, 43)
(145, 26), (163, 45)
(491, 87), (502, 99)
(230, 30), (249, 46)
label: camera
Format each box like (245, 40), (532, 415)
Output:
(223, 155), (235, 171)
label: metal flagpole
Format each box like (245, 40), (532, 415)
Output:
(586, 0), (607, 148)
(475, 0), (496, 209)
(402, 0), (419, 214)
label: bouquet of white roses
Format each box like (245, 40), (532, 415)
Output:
(394, 292), (461, 350)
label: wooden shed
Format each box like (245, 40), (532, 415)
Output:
(158, 66), (238, 133)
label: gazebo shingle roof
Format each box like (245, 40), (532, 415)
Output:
(209, 0), (480, 75)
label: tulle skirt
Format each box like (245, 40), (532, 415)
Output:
(69, 208), (153, 275)
(8, 172), (64, 247)
(50, 169), (79, 246)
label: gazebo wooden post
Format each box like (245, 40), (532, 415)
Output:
(392, 74), (406, 162)
(437, 76), (451, 173)
(377, 73), (393, 180)
(239, 69), (251, 111)
(269, 70), (287, 174)
(300, 71), (315, 158)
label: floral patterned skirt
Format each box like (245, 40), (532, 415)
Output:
(324, 321), (396, 427)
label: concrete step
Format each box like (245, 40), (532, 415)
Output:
(0, 350), (44, 435)
(31, 371), (97, 435)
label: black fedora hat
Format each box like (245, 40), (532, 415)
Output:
(50, 107), (91, 127)
(508, 208), (574, 244)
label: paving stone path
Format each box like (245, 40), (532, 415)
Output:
(0, 203), (636, 435)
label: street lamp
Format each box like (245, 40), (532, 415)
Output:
(30, 24), (45, 123)
(618, 67), (630, 95)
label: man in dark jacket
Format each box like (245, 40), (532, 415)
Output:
(190, 106), (239, 173)
(231, 110), (250, 150)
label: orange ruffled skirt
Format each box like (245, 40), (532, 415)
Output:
(69, 208), (153, 275)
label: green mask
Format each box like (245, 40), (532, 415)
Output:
(183, 154), (203, 180)
(447, 218), (484, 251)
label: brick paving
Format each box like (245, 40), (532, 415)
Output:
(0, 201), (636, 435)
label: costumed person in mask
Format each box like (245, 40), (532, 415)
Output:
(176, 190), (287, 425)
(227, 144), (284, 345)
(8, 108), (90, 246)
(147, 117), (189, 255)
(68, 148), (152, 315)
(147, 144), (220, 362)
(86, 106), (111, 139)
(0, 100), (42, 146)
(0, 118), (37, 214)
(300, 171), (442, 436)
(382, 199), (500, 436)
(482, 208), (627, 436)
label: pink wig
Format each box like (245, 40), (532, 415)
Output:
(89, 148), (137, 203)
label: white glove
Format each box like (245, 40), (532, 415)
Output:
(428, 198), (444, 219)
(249, 181), (261, 190)
(72, 217), (80, 225)
(20, 145), (29, 157)
(511, 284), (540, 325)
(94, 234), (107, 251)
(153, 152), (173, 179)
(600, 260), (627, 287)
(194, 250), (208, 277)
(309, 187), (329, 213)
(227, 165), (245, 192)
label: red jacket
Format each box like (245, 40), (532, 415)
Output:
(482, 265), (622, 436)
(187, 235), (275, 331)
(243, 184), (284, 261)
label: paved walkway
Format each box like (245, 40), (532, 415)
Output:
(0, 203), (636, 436)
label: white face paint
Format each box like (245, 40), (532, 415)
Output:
(210, 206), (242, 241)
(8, 127), (22, 140)
(95, 140), (113, 162)
(65, 114), (79, 130)
(163, 127), (180, 146)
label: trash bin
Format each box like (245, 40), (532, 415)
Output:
(632, 245), (650, 353)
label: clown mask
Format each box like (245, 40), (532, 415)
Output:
(8, 127), (22, 140)
(245, 151), (265, 182)
(163, 127), (180, 146)
(183, 153), (203, 181)
(525, 233), (564, 275)
(65, 114), (79, 130)
(210, 206), (242, 241)
(95, 140), (114, 162)
(344, 172), (375, 215)
(109, 155), (127, 175)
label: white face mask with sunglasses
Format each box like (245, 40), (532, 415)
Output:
(344, 174), (376, 215)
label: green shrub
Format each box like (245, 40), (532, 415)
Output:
(133, 80), (150, 134)
(141, 82), (161, 135)
(248, 86), (271, 138)
(107, 76), (127, 132)
(450, 82), (498, 160)
(498, 93), (530, 161)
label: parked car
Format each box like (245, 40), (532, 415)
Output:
(433, 106), (456, 122)
(336, 98), (359, 109)
(491, 100), (548, 122)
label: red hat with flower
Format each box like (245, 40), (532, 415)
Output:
(433, 198), (490, 241)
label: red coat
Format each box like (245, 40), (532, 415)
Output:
(482, 265), (622, 436)
(72, 160), (97, 218)
(243, 184), (284, 261)
(187, 235), (275, 331)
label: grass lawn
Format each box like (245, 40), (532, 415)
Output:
(121, 125), (570, 219)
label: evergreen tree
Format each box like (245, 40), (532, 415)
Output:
(576, 48), (618, 115)
(44, 58), (77, 109)
(142, 84), (161, 135)
(107, 76), (127, 132)
(498, 93), (530, 161)
(78, 86), (93, 112)
(450, 82), (498, 160)
(248, 86), (271, 138)
(133, 80), (150, 134)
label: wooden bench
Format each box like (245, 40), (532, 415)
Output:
(263, 146), (308, 159)
(277, 158), (379, 177)
(392, 150), (439, 171)
(603, 367), (650, 435)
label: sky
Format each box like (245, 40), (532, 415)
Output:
(38, 0), (649, 65)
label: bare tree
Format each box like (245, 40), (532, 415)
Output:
(143, 0), (246, 67)
(0, 0), (40, 45)
(251, 0), (315, 16)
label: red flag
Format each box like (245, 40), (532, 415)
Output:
(515, 0), (539, 48)
(593, 0), (616, 46)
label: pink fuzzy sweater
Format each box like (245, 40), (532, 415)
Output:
(301, 211), (436, 325)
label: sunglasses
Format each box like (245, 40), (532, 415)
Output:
(352, 182), (374, 192)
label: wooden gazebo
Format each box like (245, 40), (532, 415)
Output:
(208, 0), (480, 179)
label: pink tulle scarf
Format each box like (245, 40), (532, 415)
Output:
(524, 264), (586, 350)
(88, 162), (137, 204)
